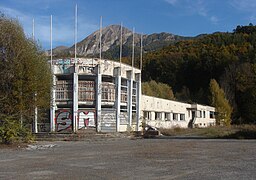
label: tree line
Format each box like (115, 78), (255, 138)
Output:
(142, 24), (256, 125)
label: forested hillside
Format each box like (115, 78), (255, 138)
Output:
(142, 24), (256, 124)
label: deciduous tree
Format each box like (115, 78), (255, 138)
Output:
(0, 14), (51, 143)
(210, 79), (232, 126)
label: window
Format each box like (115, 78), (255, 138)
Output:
(173, 113), (178, 121)
(210, 111), (215, 119)
(121, 86), (127, 103)
(180, 114), (185, 121)
(155, 112), (162, 120)
(55, 80), (72, 100)
(78, 81), (95, 101)
(101, 82), (115, 102)
(132, 82), (137, 104)
(165, 113), (171, 121)
(143, 111), (151, 120)
(203, 111), (206, 118)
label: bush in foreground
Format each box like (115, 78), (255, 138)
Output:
(0, 115), (34, 144)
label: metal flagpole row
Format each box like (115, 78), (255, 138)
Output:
(99, 16), (102, 60)
(120, 22), (123, 68)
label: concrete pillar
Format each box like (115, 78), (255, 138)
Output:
(34, 99), (38, 133)
(127, 70), (133, 128)
(96, 65), (102, 132)
(135, 73), (141, 131)
(151, 112), (155, 120)
(73, 65), (78, 132)
(114, 67), (121, 132)
(50, 75), (56, 132)
(161, 112), (165, 121)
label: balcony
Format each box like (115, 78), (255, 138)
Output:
(101, 82), (115, 105)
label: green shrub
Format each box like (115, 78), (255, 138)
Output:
(0, 115), (34, 144)
(0, 116), (20, 144)
(18, 126), (34, 143)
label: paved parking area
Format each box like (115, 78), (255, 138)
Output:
(0, 138), (255, 180)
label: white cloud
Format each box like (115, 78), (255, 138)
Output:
(230, 0), (256, 12)
(229, 0), (256, 24)
(164, 0), (219, 25)
(210, 16), (218, 24)
(165, 0), (178, 6)
(195, 0), (207, 17)
(164, 0), (208, 17)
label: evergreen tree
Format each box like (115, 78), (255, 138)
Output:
(209, 79), (232, 126)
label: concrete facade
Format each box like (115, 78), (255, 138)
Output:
(141, 95), (216, 129)
(49, 58), (216, 133)
(50, 58), (141, 133)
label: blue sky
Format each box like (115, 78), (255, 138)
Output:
(1, 0), (256, 50)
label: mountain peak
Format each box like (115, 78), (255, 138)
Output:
(56, 24), (191, 57)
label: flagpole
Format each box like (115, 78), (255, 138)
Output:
(73, 4), (78, 132)
(75, 4), (78, 62)
(132, 27), (135, 69)
(119, 22), (123, 68)
(140, 33), (143, 70)
(99, 16), (102, 60)
(50, 15), (53, 68)
(33, 18), (38, 133)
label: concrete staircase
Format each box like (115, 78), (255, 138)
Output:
(34, 128), (133, 141)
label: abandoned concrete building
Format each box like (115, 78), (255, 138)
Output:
(47, 57), (216, 133)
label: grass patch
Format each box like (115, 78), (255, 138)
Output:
(160, 125), (256, 139)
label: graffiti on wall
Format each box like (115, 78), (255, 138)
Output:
(100, 109), (116, 132)
(58, 65), (72, 74)
(78, 66), (95, 74)
(56, 110), (72, 132)
(120, 112), (128, 125)
(78, 111), (95, 129)
(38, 123), (50, 132)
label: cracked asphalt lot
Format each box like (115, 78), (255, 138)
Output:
(0, 138), (255, 180)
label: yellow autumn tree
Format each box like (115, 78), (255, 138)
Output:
(142, 80), (175, 100)
(209, 79), (232, 126)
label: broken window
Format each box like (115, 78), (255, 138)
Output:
(78, 81), (95, 101)
(55, 80), (73, 100)
(101, 82), (115, 102)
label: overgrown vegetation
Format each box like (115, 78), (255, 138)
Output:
(0, 115), (34, 144)
(0, 14), (51, 144)
(160, 125), (256, 139)
(209, 79), (232, 126)
(142, 80), (175, 100)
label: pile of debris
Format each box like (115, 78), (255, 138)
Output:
(143, 125), (162, 138)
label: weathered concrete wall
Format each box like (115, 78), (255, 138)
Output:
(141, 95), (216, 129)
(50, 58), (215, 133)
(78, 110), (95, 129)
